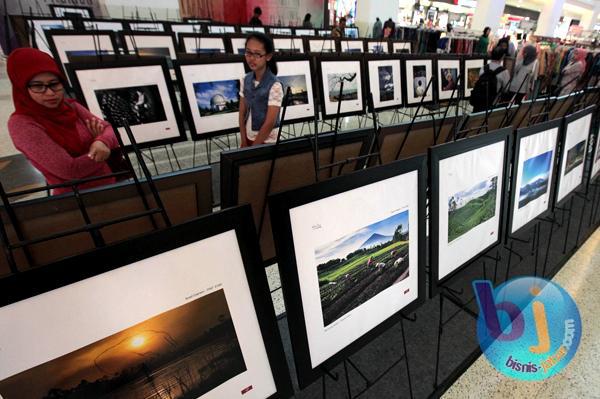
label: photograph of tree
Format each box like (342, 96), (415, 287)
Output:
(315, 210), (410, 327)
(378, 66), (394, 102)
(194, 79), (240, 117)
(279, 75), (309, 105)
(441, 68), (458, 91)
(518, 150), (552, 208)
(136, 47), (171, 58)
(412, 65), (427, 97)
(564, 140), (586, 175)
(467, 67), (480, 89)
(0, 289), (247, 399)
(95, 84), (167, 128)
(327, 73), (358, 102)
(448, 176), (498, 243)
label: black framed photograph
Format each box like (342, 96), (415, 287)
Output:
(179, 33), (228, 54)
(294, 28), (315, 36)
(436, 56), (461, 101)
(272, 55), (317, 124)
(403, 56), (434, 105)
(44, 30), (118, 85)
(463, 56), (485, 98)
(345, 27), (359, 38)
(26, 17), (73, 55)
(0, 206), (293, 399)
(317, 29), (331, 37)
(240, 26), (266, 34)
(365, 54), (403, 111)
(120, 31), (178, 61)
(169, 23), (203, 41)
(84, 20), (125, 32)
(126, 21), (165, 32)
(269, 157), (426, 388)
(365, 39), (389, 54)
(207, 25), (237, 34)
(429, 128), (511, 296)
(555, 106), (595, 205)
(229, 35), (250, 55)
(306, 37), (337, 53)
(273, 36), (305, 53)
(67, 58), (187, 148)
(390, 40), (412, 54)
(338, 38), (365, 53)
(508, 119), (561, 236)
(590, 111), (600, 182)
(317, 54), (365, 118)
(175, 56), (246, 139)
(49, 5), (93, 18)
(268, 27), (293, 36)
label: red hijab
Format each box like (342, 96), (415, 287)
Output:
(7, 48), (86, 156)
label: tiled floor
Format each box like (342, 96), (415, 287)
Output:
(443, 228), (600, 398)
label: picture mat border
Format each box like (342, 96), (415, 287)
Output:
(554, 105), (596, 207)
(364, 54), (404, 112)
(428, 127), (512, 298)
(48, 4), (94, 18)
(402, 56), (435, 106)
(66, 58), (187, 149)
(316, 54), (366, 119)
(268, 156), (427, 388)
(0, 205), (293, 399)
(507, 119), (562, 238)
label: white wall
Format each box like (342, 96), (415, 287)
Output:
(355, 0), (398, 38)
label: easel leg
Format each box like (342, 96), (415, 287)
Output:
(562, 197), (574, 254)
(541, 218), (557, 278)
(433, 293), (444, 390)
(399, 318), (414, 399)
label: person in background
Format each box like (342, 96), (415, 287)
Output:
(6, 48), (118, 195)
(497, 36), (516, 57)
(239, 33), (282, 147)
(508, 44), (538, 104)
(372, 17), (383, 39)
(383, 18), (395, 38)
(249, 7), (263, 26)
(331, 16), (346, 38)
(476, 27), (490, 54)
(302, 13), (313, 28)
(559, 48), (587, 96)
(471, 46), (510, 113)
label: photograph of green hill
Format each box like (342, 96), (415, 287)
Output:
(315, 210), (410, 327)
(447, 176), (498, 243)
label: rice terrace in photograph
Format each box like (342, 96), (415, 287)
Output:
(448, 176), (498, 243)
(315, 210), (410, 327)
(0, 290), (246, 399)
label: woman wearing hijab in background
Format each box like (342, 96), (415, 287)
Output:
(508, 45), (538, 104)
(7, 48), (118, 195)
(559, 48), (587, 96)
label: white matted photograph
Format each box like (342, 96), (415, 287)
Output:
(122, 33), (177, 61)
(367, 59), (402, 110)
(273, 37), (305, 53)
(0, 227), (282, 399)
(208, 25), (236, 34)
(269, 27), (293, 36)
(287, 170), (420, 368)
(230, 37), (248, 55)
(277, 60), (315, 122)
(319, 60), (364, 116)
(128, 22), (165, 32)
(294, 28), (315, 36)
(50, 5), (92, 18)
(182, 36), (227, 54)
(464, 58), (485, 98)
(28, 19), (73, 55)
(72, 63), (184, 146)
(240, 26), (266, 34)
(556, 111), (593, 203)
(170, 23), (203, 41)
(84, 21), (124, 32)
(437, 139), (506, 280)
(391, 41), (411, 54)
(339, 40), (364, 53)
(437, 59), (461, 101)
(511, 126), (559, 233)
(178, 61), (246, 138)
(308, 38), (336, 53)
(591, 124), (600, 181)
(405, 59), (434, 105)
(366, 41), (389, 54)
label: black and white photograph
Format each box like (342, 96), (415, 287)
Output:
(432, 131), (508, 284)
(556, 109), (593, 203)
(0, 208), (292, 399)
(176, 60), (246, 138)
(95, 84), (168, 127)
(404, 58), (433, 105)
(70, 61), (185, 147)
(269, 158), (424, 387)
(437, 59), (461, 101)
(276, 59), (316, 123)
(366, 58), (402, 111)
(319, 58), (364, 117)
(510, 123), (559, 234)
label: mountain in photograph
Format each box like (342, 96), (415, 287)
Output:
(360, 233), (393, 249)
(518, 150), (552, 208)
(564, 140), (586, 175)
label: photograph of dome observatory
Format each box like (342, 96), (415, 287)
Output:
(193, 79), (241, 117)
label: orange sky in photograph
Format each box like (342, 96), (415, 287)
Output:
(0, 289), (232, 399)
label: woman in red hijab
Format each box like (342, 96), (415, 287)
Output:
(7, 48), (118, 195)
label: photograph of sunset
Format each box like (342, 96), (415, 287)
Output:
(0, 289), (247, 399)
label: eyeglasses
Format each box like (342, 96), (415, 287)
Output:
(244, 50), (266, 59)
(27, 81), (64, 94)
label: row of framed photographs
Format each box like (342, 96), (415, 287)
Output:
(64, 53), (486, 146)
(268, 105), (598, 387)
(0, 108), (597, 399)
